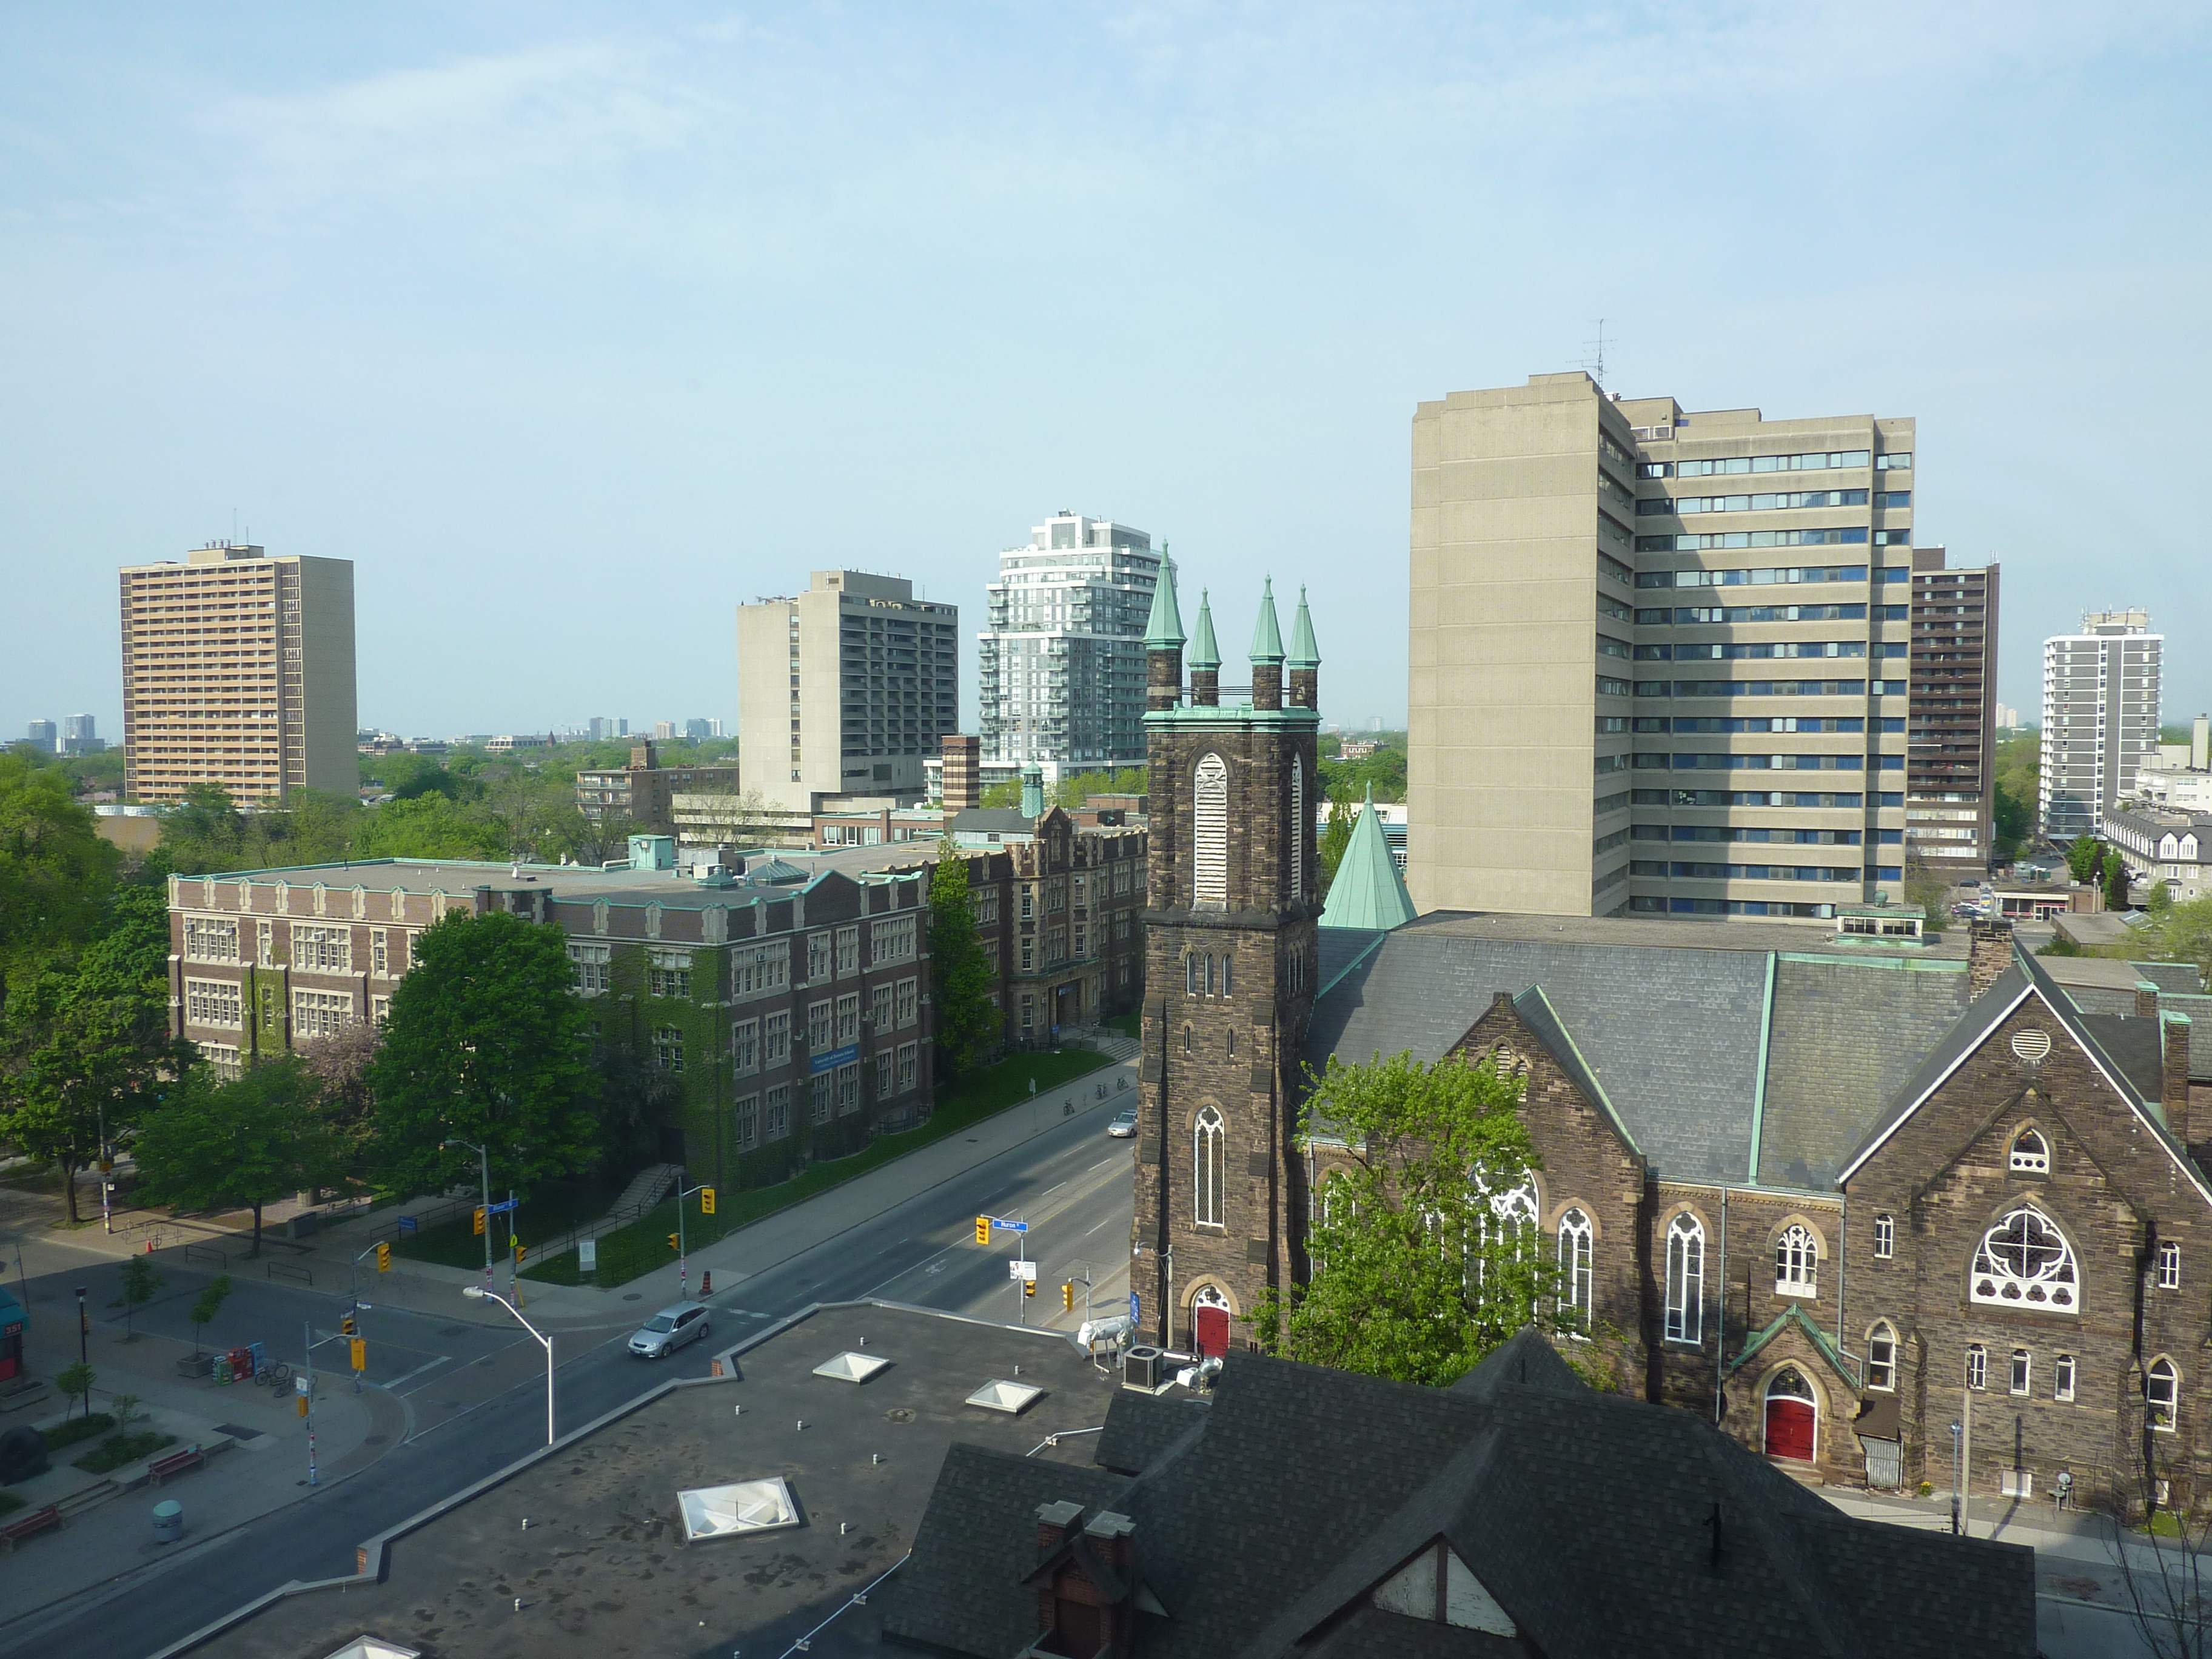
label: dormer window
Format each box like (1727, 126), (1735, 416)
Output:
(2009, 1129), (2049, 1175)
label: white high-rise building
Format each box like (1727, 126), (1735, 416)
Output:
(2041, 609), (2162, 840)
(977, 513), (1159, 782)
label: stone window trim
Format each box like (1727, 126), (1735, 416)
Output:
(1871, 1212), (1895, 1260)
(2054, 1353), (2077, 1402)
(1773, 1219), (1822, 1298)
(1965, 1342), (1988, 1392)
(2145, 1356), (2181, 1432)
(1865, 1321), (1898, 1392)
(1663, 1210), (1706, 1347)
(2156, 1239), (2182, 1291)
(2008, 1125), (2051, 1176)
(1193, 1102), (1227, 1230)
(1557, 1208), (1595, 1333)
(1968, 1201), (2080, 1315)
(1543, 1196), (1606, 1244)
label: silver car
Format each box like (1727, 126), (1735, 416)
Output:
(628, 1301), (711, 1358)
(1107, 1107), (1139, 1139)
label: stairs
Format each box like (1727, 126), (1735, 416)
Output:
(56, 1478), (120, 1518)
(607, 1162), (683, 1221)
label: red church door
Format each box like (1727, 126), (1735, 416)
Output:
(1193, 1296), (1230, 1358)
(1764, 1368), (1817, 1461)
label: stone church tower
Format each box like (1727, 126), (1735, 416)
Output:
(1131, 565), (1324, 1353)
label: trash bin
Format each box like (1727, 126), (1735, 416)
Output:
(152, 1500), (183, 1544)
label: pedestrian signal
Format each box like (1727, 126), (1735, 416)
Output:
(376, 1242), (391, 1273)
(668, 1233), (681, 1253)
(975, 1215), (990, 1245)
(297, 1394), (309, 1418)
(473, 1207), (486, 1237)
(1062, 1282), (1074, 1312)
(1023, 1278), (1036, 1298)
(350, 1338), (366, 1372)
(700, 1187), (716, 1216)
(340, 1312), (357, 1336)
(514, 1242), (527, 1263)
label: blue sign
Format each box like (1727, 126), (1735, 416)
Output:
(485, 1198), (518, 1216)
(1129, 1292), (1140, 1324)
(808, 1043), (860, 1076)
(397, 1215), (418, 1234)
(989, 1217), (1028, 1235)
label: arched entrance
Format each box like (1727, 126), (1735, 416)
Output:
(1192, 1285), (1230, 1358)
(1764, 1367), (1818, 1463)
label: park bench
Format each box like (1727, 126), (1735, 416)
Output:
(0, 1506), (61, 1551)
(147, 1445), (206, 1486)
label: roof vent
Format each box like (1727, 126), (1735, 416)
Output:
(2011, 1029), (2053, 1063)
(813, 1350), (892, 1384)
(965, 1379), (1045, 1414)
(676, 1476), (801, 1541)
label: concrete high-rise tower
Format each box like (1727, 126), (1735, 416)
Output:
(119, 544), (357, 805)
(2041, 610), (2163, 840)
(1408, 372), (1915, 922)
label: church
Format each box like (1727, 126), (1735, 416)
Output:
(1129, 562), (2212, 1517)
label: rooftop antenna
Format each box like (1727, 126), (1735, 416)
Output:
(1580, 320), (1609, 390)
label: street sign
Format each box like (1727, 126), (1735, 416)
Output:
(578, 1239), (597, 1272)
(989, 1217), (1028, 1235)
(484, 1198), (519, 1217)
(1130, 1292), (1140, 1324)
(397, 1215), (418, 1235)
(295, 1374), (310, 1396)
(1009, 1259), (1038, 1282)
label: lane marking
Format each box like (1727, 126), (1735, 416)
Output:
(860, 1238), (965, 1299)
(1040, 1181), (1066, 1198)
(386, 1356), (453, 1394)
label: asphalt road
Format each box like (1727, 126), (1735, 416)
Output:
(0, 1104), (1137, 1659)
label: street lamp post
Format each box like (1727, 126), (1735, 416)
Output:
(1949, 1421), (1964, 1536)
(443, 1138), (493, 1295)
(463, 1285), (556, 1444)
(73, 1286), (89, 1415)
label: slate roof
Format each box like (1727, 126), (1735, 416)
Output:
(949, 807), (1036, 836)
(1316, 926), (1387, 996)
(2079, 1012), (2167, 1102)
(883, 1333), (2036, 1658)
(1510, 985), (1640, 1158)
(1301, 922), (1772, 1182)
(1094, 1389), (1210, 1476)
(2136, 961), (2208, 993)
(1757, 956), (1973, 1191)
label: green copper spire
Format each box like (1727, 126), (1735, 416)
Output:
(1189, 589), (1221, 670)
(1142, 556), (1186, 649)
(1318, 785), (1417, 932)
(1287, 585), (1320, 668)
(1249, 577), (1284, 665)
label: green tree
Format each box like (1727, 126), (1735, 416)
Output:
(1991, 778), (2033, 865)
(1250, 1050), (1555, 1387)
(367, 910), (600, 1199)
(928, 851), (1000, 1079)
(0, 751), (119, 1017)
(1, 886), (184, 1222)
(132, 1058), (342, 1258)
(2147, 880), (2175, 915)
(349, 791), (506, 861)
(978, 778), (1023, 809)
(109, 1256), (164, 1342)
(1903, 854), (1952, 933)
(56, 1359), (95, 1419)
(1318, 790), (1355, 897)
(187, 1274), (234, 1356)
(2105, 850), (2134, 911)
(2066, 834), (2103, 885)
(2145, 894), (2212, 985)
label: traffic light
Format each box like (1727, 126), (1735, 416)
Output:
(376, 1242), (391, 1273)
(668, 1233), (681, 1253)
(297, 1394), (309, 1418)
(473, 1207), (486, 1237)
(700, 1187), (716, 1216)
(975, 1215), (990, 1245)
(350, 1338), (367, 1372)
(1023, 1278), (1036, 1298)
(1062, 1282), (1074, 1312)
(514, 1242), (527, 1264)
(340, 1312), (357, 1336)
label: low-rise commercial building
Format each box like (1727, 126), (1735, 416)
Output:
(166, 856), (931, 1190)
(575, 739), (742, 833)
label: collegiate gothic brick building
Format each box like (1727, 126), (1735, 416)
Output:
(1131, 563), (2212, 1517)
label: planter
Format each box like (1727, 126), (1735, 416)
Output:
(175, 1353), (215, 1379)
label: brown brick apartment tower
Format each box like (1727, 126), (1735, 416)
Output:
(1132, 569), (1324, 1353)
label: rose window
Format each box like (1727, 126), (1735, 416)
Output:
(1971, 1207), (2077, 1311)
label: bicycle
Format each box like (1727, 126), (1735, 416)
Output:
(256, 1359), (294, 1390)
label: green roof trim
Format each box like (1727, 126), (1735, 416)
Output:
(1144, 705), (1322, 729)
(1510, 984), (1641, 1158)
(1724, 1301), (1854, 1385)
(1249, 577), (1284, 665)
(1142, 557), (1186, 649)
(1287, 585), (1319, 668)
(1318, 786), (1416, 932)
(1748, 950), (1776, 1184)
(1189, 589), (1221, 670)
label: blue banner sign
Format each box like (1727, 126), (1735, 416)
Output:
(485, 1198), (518, 1216)
(988, 1217), (1028, 1234)
(808, 1043), (861, 1075)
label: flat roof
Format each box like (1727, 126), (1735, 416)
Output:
(1401, 909), (1969, 960)
(178, 1302), (1118, 1658)
(173, 857), (918, 911)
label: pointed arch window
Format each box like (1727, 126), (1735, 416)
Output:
(1290, 757), (1305, 900)
(2147, 1357), (2180, 1432)
(1664, 1213), (1704, 1345)
(1866, 1321), (1897, 1392)
(1194, 1105), (1225, 1228)
(1192, 754), (1228, 907)
(2009, 1128), (2049, 1174)
(1220, 954), (1232, 998)
(1971, 1206), (2078, 1311)
(1186, 953), (1200, 996)
(1557, 1208), (1594, 1329)
(1204, 954), (1215, 996)
(1775, 1224), (1819, 1296)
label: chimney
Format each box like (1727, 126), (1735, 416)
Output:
(941, 733), (981, 813)
(2163, 1011), (2193, 1148)
(1035, 1499), (1084, 1553)
(1966, 919), (2015, 1000)
(2137, 980), (2162, 1021)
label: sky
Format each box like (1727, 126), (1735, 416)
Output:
(4, 2), (2208, 745)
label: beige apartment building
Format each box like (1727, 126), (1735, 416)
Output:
(120, 543), (358, 805)
(736, 571), (960, 814)
(1410, 373), (1913, 921)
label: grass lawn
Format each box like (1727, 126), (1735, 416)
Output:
(1104, 1011), (1139, 1039)
(392, 1173), (626, 1270)
(523, 1046), (1111, 1289)
(73, 1429), (176, 1475)
(42, 1412), (116, 1453)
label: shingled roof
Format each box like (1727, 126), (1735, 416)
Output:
(880, 1335), (2036, 1657)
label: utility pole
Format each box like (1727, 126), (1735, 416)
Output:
(443, 1138), (493, 1297)
(1949, 1419), (1964, 1536)
(672, 1179), (716, 1301)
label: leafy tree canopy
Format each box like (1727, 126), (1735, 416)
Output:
(0, 751), (119, 1004)
(350, 791), (506, 860)
(367, 910), (600, 1197)
(2065, 834), (2103, 885)
(928, 851), (999, 1079)
(2144, 894), (2212, 986)
(1318, 789), (1356, 897)
(1252, 1050), (1558, 1387)
(132, 1056), (342, 1256)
